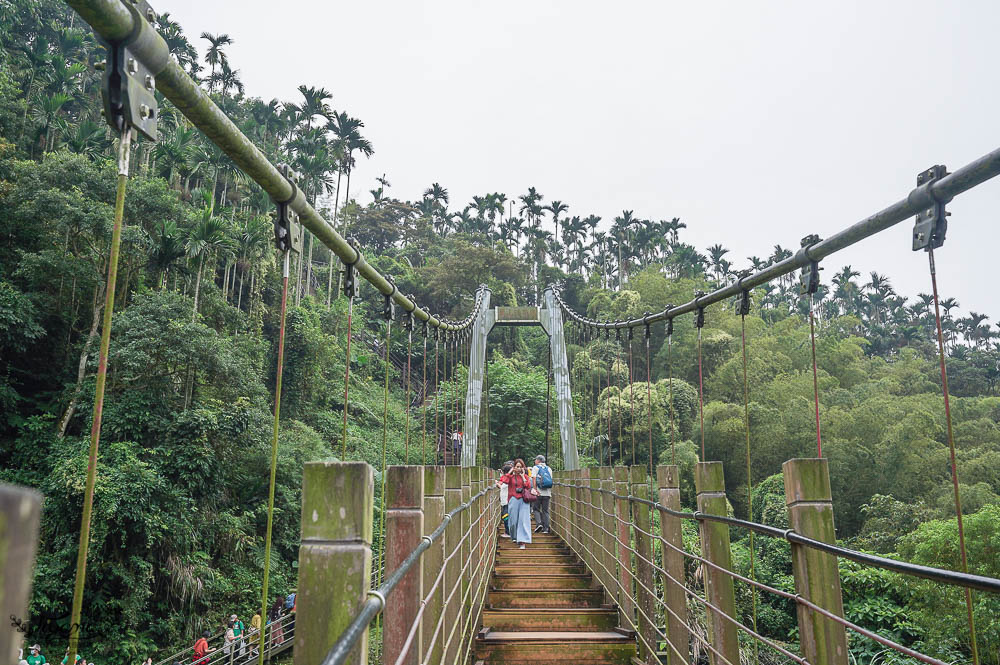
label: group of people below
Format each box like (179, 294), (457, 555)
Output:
(191, 595), (295, 665)
(496, 455), (553, 549)
(16, 645), (93, 665)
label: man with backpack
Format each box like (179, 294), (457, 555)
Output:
(531, 455), (553, 534)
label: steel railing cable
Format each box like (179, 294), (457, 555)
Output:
(556, 479), (1000, 591)
(557, 489), (733, 665)
(738, 287), (760, 665)
(557, 480), (997, 665)
(927, 245), (980, 665)
(320, 485), (497, 665)
(257, 249), (290, 665)
(67, 126), (131, 663)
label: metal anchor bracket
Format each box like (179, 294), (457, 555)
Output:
(98, 0), (160, 140)
(913, 165), (950, 251)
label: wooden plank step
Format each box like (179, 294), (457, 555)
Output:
(481, 607), (619, 632)
(494, 562), (585, 575)
(488, 588), (605, 608)
(492, 573), (593, 589)
(475, 630), (635, 664)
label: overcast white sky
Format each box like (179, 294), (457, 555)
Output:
(163, 0), (999, 316)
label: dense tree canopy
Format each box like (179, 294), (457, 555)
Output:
(1, 2), (998, 665)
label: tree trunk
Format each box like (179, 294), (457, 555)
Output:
(237, 268), (244, 311)
(305, 232), (314, 298)
(192, 254), (204, 321)
(56, 283), (102, 437)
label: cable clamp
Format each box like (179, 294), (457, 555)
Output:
(735, 271), (752, 316)
(367, 589), (387, 612)
(796, 235), (822, 296)
(382, 279), (397, 322)
(912, 165), (950, 251)
(271, 165), (302, 254)
(342, 237), (361, 299)
(694, 292), (706, 329)
(98, 0), (161, 140)
(420, 535), (434, 546)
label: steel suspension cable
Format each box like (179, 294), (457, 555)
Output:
(257, 249), (290, 665)
(433, 334), (439, 462)
(404, 325), (412, 464)
(421, 329), (428, 464)
(697, 306), (706, 460)
(545, 343), (552, 460)
(374, 314), (392, 658)
(616, 330), (624, 463)
(628, 328), (636, 465)
(341, 294), (354, 459)
(739, 293), (760, 665)
(808, 293), (823, 457)
(67, 127), (132, 663)
(667, 319), (676, 465)
(644, 323), (653, 480)
(928, 247), (980, 665)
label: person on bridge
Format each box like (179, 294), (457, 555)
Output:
(530, 455), (553, 534)
(268, 599), (285, 646)
(192, 631), (214, 665)
(498, 461), (513, 538)
(498, 458), (535, 548)
(230, 614), (245, 659)
(250, 612), (262, 656)
(26, 645), (46, 665)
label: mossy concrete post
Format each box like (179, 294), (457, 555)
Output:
(599, 467), (617, 606)
(383, 466), (424, 665)
(443, 466), (462, 664)
(695, 462), (738, 665)
(295, 462), (374, 665)
(459, 467), (472, 658)
(420, 467), (445, 664)
(783, 458), (849, 665)
(631, 466), (655, 663)
(589, 468), (603, 588)
(613, 466), (635, 630)
(1, 484), (42, 665)
(578, 468), (593, 569)
(657, 466), (688, 665)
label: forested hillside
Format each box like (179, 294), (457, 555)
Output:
(1, 2), (998, 664)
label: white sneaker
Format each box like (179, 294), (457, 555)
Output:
(500, 533), (511, 538)
(519, 544), (526, 550)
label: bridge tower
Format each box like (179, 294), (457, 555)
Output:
(461, 286), (580, 470)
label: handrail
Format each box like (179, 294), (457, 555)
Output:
(64, 0), (486, 335)
(320, 484), (497, 665)
(554, 480), (1000, 594)
(545, 141), (1000, 330)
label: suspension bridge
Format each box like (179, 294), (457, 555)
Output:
(3, 1), (1000, 665)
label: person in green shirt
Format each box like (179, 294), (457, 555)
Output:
(230, 614), (245, 659)
(27, 645), (46, 665)
(61, 651), (81, 665)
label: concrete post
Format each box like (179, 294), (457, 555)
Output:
(783, 459), (849, 665)
(384, 466), (425, 665)
(589, 468), (603, 588)
(0, 484), (42, 665)
(420, 467), (445, 664)
(695, 462), (739, 665)
(657, 466), (689, 665)
(295, 462), (374, 665)
(443, 466), (462, 664)
(600, 467), (617, 607)
(613, 466), (635, 630)
(631, 466), (656, 663)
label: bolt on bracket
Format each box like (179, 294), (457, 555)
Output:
(913, 165), (950, 252)
(99, 0), (159, 140)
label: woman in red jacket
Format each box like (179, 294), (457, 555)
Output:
(497, 458), (535, 548)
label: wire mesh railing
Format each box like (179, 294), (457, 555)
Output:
(553, 465), (1000, 665)
(297, 464), (498, 665)
(155, 611), (296, 665)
